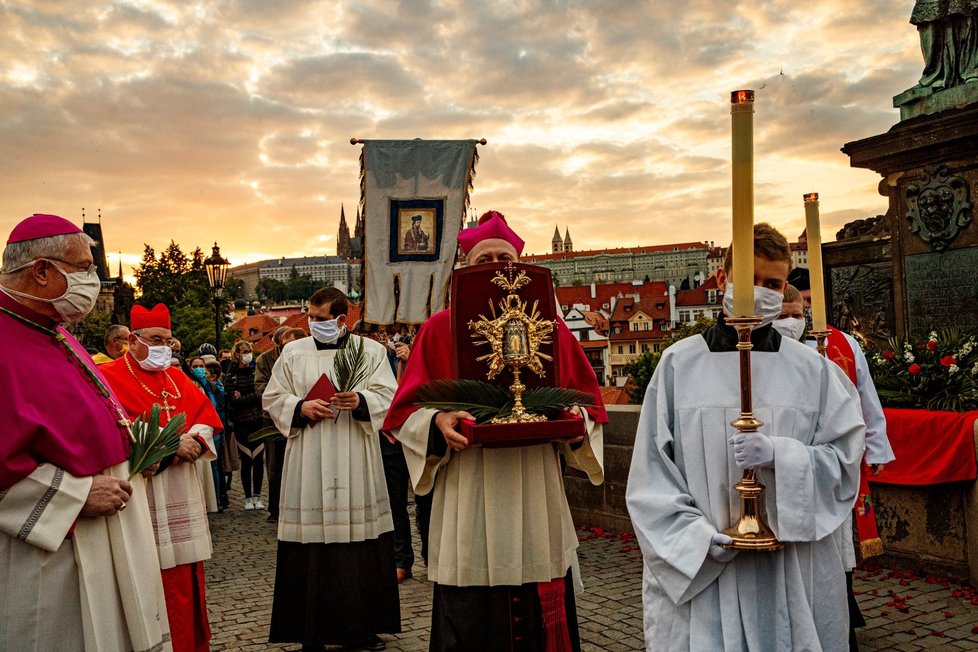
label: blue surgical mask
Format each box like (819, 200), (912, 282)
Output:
(192, 367), (207, 380)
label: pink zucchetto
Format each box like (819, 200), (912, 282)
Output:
(6, 213), (83, 245)
(457, 210), (525, 256)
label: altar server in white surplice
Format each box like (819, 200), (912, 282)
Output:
(263, 287), (400, 652)
(626, 223), (866, 652)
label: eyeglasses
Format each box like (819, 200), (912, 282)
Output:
(135, 334), (177, 348)
(46, 258), (98, 276)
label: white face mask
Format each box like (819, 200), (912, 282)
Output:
(722, 282), (784, 327)
(772, 317), (806, 342)
(134, 335), (173, 371)
(241, 353), (253, 364)
(1, 259), (101, 322)
(309, 317), (343, 344)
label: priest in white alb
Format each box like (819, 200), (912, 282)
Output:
(626, 223), (866, 651)
(263, 287), (400, 652)
(0, 213), (170, 652)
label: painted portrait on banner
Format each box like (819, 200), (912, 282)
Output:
(387, 199), (444, 264)
(399, 208), (435, 255)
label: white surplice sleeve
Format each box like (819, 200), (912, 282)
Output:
(758, 356), (866, 542)
(0, 463), (92, 552)
(625, 352), (726, 606)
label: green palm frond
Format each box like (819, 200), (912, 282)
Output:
(415, 379), (512, 423)
(247, 426), (285, 443)
(518, 387), (596, 419)
(415, 379), (595, 423)
(334, 335), (370, 392)
(128, 405), (186, 480)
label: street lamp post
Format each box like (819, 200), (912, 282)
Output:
(204, 242), (230, 350)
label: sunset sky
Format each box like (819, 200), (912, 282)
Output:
(1, 1), (923, 275)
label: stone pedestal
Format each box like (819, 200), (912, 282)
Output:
(840, 104), (978, 339)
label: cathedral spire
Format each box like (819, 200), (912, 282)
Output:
(563, 227), (573, 252)
(337, 203), (353, 258)
(551, 224), (563, 253)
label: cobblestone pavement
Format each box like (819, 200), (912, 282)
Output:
(205, 489), (978, 651)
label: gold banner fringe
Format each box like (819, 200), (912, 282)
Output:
(860, 537), (884, 559)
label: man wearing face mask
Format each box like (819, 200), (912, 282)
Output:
(263, 287), (400, 651)
(91, 324), (130, 364)
(0, 214), (170, 651)
(626, 223), (866, 652)
(101, 303), (224, 652)
(382, 211), (606, 651)
(774, 283), (894, 651)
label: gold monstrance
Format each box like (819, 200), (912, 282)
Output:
(468, 264), (556, 423)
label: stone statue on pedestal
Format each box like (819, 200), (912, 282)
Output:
(912, 0), (978, 90)
(895, 1), (978, 118)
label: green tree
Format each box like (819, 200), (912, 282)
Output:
(132, 240), (235, 353)
(77, 309), (113, 352)
(623, 315), (716, 403)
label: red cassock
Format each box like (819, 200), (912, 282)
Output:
(101, 354), (223, 652)
(382, 309), (607, 433)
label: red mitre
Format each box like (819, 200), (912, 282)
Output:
(131, 304), (171, 331)
(457, 210), (525, 256)
(7, 213), (82, 244)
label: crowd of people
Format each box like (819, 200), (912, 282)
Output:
(2, 211), (891, 652)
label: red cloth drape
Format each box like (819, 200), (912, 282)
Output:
(871, 408), (978, 485)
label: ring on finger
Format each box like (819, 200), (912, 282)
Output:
(117, 502), (127, 511)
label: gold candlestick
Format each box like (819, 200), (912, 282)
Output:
(721, 317), (784, 551)
(809, 329), (831, 357)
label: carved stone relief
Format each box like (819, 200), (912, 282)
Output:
(905, 165), (972, 251)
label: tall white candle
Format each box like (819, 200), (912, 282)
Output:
(803, 192), (827, 331)
(731, 90), (755, 317)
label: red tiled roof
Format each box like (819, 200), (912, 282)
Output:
(579, 340), (608, 350)
(580, 310), (608, 333)
(600, 386), (631, 405)
(556, 282), (638, 311)
(525, 241), (709, 263)
(676, 275), (719, 307)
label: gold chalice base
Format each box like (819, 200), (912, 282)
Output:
(490, 412), (548, 424)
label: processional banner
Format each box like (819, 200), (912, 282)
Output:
(358, 139), (480, 324)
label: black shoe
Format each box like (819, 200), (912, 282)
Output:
(266, 513), (277, 522)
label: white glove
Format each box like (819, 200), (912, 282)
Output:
(732, 432), (775, 469)
(708, 533), (737, 563)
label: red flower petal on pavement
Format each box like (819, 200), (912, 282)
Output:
(972, 625), (978, 634)
(930, 629), (945, 637)
(944, 611), (954, 618)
